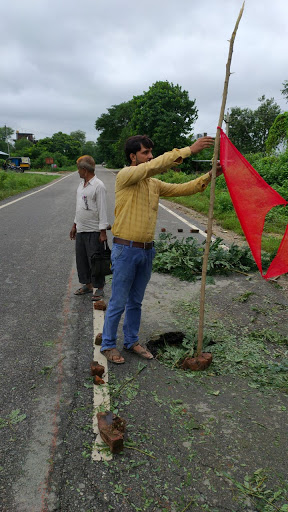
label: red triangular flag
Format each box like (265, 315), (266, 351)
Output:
(219, 128), (288, 278)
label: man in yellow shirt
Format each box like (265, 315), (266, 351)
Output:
(101, 135), (222, 363)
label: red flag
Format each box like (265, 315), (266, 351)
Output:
(219, 128), (288, 279)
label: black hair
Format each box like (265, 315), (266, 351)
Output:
(124, 135), (154, 164)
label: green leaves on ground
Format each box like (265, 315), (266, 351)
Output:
(224, 468), (288, 512)
(153, 233), (258, 281)
(0, 409), (27, 429)
(155, 311), (288, 392)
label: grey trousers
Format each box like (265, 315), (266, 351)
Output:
(75, 232), (105, 289)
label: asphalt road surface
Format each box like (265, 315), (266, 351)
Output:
(0, 167), (210, 512)
(1, 167), (288, 512)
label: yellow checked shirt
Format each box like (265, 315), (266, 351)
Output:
(112, 146), (211, 242)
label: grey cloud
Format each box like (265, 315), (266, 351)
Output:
(1, 0), (287, 142)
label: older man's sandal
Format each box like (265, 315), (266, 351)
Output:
(74, 285), (93, 295)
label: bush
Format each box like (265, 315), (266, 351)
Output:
(250, 151), (288, 186)
(153, 233), (258, 281)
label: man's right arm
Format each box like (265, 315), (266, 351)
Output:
(70, 185), (80, 240)
(116, 136), (215, 191)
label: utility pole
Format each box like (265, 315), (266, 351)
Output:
(5, 125), (10, 157)
(224, 110), (230, 136)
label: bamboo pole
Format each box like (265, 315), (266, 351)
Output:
(195, 2), (245, 357)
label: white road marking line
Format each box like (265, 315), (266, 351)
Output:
(92, 307), (112, 461)
(158, 202), (228, 249)
(0, 173), (73, 210)
(159, 201), (215, 241)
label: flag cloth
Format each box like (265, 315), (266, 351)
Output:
(219, 128), (288, 279)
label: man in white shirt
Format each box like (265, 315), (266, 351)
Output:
(70, 155), (109, 300)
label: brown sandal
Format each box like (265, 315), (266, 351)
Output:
(102, 348), (125, 364)
(124, 342), (153, 360)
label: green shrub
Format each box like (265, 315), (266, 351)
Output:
(251, 151), (288, 186)
(153, 233), (258, 281)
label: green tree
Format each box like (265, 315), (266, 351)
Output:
(130, 81), (198, 157)
(95, 99), (136, 166)
(0, 126), (14, 154)
(228, 96), (281, 153)
(70, 130), (86, 146)
(14, 138), (33, 154)
(266, 112), (288, 153)
(35, 132), (81, 161)
(227, 106), (254, 153)
(50, 132), (81, 159)
(281, 80), (288, 102)
(82, 140), (98, 160)
(25, 131), (82, 168)
(95, 81), (198, 167)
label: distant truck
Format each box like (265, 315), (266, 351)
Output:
(3, 156), (31, 172)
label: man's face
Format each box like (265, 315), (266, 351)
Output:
(77, 166), (87, 179)
(130, 144), (153, 166)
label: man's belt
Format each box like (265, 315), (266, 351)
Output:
(113, 237), (154, 250)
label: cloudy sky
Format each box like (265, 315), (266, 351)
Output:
(1, 0), (287, 143)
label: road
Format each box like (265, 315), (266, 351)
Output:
(0, 166), (211, 511)
(1, 167), (288, 512)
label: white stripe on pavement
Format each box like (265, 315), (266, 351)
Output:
(0, 173), (74, 210)
(159, 202), (229, 249)
(159, 201), (216, 241)
(92, 307), (112, 462)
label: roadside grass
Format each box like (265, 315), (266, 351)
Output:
(261, 233), (284, 254)
(0, 170), (60, 201)
(157, 170), (288, 256)
(30, 165), (77, 173)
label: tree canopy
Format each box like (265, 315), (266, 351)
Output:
(95, 99), (137, 166)
(266, 112), (288, 153)
(0, 126), (14, 153)
(14, 138), (33, 153)
(228, 96), (281, 153)
(95, 81), (198, 168)
(70, 130), (86, 145)
(130, 81), (198, 157)
(0, 126), (100, 169)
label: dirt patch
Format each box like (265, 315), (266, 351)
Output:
(147, 331), (185, 357)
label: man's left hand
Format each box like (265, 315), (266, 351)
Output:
(190, 136), (214, 154)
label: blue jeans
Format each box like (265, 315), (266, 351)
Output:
(101, 243), (156, 352)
